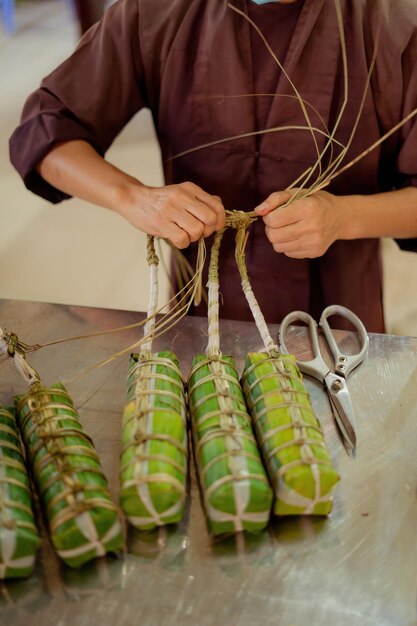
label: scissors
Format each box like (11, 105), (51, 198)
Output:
(278, 304), (369, 456)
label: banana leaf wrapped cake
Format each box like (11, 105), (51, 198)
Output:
(119, 237), (188, 530)
(232, 213), (340, 516)
(188, 353), (273, 535)
(187, 229), (272, 535)
(0, 406), (40, 579)
(15, 382), (124, 568)
(242, 352), (340, 515)
(120, 350), (188, 530)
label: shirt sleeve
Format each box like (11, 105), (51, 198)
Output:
(9, 0), (147, 204)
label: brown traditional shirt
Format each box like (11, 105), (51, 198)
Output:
(9, 0), (417, 332)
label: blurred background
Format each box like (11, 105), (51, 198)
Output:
(1, 0), (417, 336)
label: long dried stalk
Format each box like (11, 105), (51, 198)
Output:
(167, 0), (417, 212)
(0, 239), (207, 381)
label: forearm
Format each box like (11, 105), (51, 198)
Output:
(337, 187), (417, 241)
(36, 140), (143, 213)
(256, 186), (417, 259)
(36, 139), (226, 249)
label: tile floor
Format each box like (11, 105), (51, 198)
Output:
(1, 0), (417, 336)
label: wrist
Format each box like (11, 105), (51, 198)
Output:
(333, 194), (362, 240)
(110, 177), (148, 218)
(323, 188), (417, 242)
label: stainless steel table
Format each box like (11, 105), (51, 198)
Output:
(0, 299), (416, 626)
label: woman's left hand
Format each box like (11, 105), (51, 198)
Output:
(255, 189), (344, 259)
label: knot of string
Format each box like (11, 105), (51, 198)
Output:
(5, 332), (19, 357)
(225, 210), (257, 230)
(0, 327), (40, 386)
(146, 235), (159, 267)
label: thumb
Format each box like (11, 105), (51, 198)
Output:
(254, 190), (293, 215)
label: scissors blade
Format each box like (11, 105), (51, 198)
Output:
(324, 372), (357, 453)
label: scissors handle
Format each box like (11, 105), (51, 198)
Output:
(320, 305), (369, 378)
(279, 311), (329, 382)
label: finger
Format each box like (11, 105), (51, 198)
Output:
(254, 190), (293, 215)
(182, 182), (226, 229)
(170, 207), (206, 243)
(262, 204), (302, 229)
(283, 250), (311, 259)
(264, 223), (302, 244)
(194, 194), (226, 230)
(272, 241), (312, 258)
(270, 238), (321, 258)
(164, 224), (191, 249)
(270, 238), (305, 254)
(179, 199), (222, 237)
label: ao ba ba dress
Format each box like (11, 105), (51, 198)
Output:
(9, 0), (417, 332)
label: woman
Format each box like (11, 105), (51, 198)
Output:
(72, 0), (105, 35)
(9, 0), (417, 331)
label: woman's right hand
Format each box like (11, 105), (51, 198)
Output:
(36, 141), (225, 248)
(117, 181), (226, 248)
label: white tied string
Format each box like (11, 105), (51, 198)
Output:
(0, 327), (39, 386)
(0, 526), (35, 578)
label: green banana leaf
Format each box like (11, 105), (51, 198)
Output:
(0, 406), (40, 579)
(120, 352), (188, 530)
(15, 382), (124, 568)
(188, 354), (273, 535)
(242, 352), (340, 516)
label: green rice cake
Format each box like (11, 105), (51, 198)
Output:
(0, 406), (40, 578)
(15, 383), (124, 568)
(120, 352), (187, 530)
(242, 352), (340, 516)
(188, 354), (273, 535)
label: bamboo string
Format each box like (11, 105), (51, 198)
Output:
(206, 230), (226, 357)
(0, 408), (39, 560)
(141, 236), (159, 355)
(308, 4), (381, 194)
(204, 227), (248, 528)
(165, 125), (339, 164)
(0, 239), (206, 370)
(285, 0), (350, 202)
(121, 238), (187, 528)
(188, 230), (273, 532)
(193, 92), (344, 149)
(0, 328), (40, 386)
(242, 355), (339, 514)
(231, 214), (278, 354)
(228, 2), (322, 175)
(167, 0), (417, 212)
(16, 384), (124, 558)
(92, 238), (206, 369)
